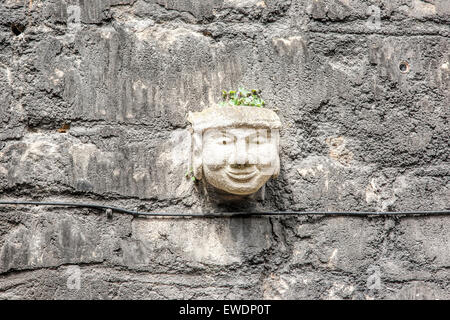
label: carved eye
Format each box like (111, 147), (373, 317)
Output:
(250, 135), (265, 145)
(258, 136), (268, 144)
(220, 135), (233, 145)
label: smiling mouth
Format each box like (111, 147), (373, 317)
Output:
(225, 168), (258, 181)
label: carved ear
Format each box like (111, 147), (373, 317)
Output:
(192, 130), (203, 180)
(271, 129), (281, 179)
(272, 156), (280, 179)
(270, 129), (280, 179)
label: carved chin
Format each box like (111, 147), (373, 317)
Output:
(203, 166), (270, 195)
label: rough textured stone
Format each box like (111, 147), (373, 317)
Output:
(0, 0), (449, 299)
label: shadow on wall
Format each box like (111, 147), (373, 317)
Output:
(128, 216), (274, 267)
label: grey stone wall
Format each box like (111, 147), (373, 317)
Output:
(0, 0), (449, 299)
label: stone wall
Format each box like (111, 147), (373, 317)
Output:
(0, 0), (449, 299)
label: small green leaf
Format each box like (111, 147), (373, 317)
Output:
(219, 88), (264, 108)
(191, 176), (196, 182)
(240, 88), (250, 97)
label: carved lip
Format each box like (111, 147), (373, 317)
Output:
(225, 168), (258, 181)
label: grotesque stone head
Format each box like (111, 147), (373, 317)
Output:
(188, 106), (281, 195)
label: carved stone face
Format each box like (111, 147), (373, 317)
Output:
(188, 106), (281, 196)
(202, 127), (280, 195)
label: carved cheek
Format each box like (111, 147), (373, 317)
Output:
(256, 143), (279, 176)
(203, 141), (234, 168)
(256, 144), (275, 165)
(203, 145), (221, 168)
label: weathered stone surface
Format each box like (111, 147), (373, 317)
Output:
(0, 0), (449, 299)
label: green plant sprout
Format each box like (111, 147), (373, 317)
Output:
(219, 88), (265, 108)
(185, 168), (196, 182)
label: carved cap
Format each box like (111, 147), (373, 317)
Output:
(187, 105), (282, 131)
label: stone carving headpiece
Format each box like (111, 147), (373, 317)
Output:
(188, 106), (282, 132)
(188, 105), (281, 195)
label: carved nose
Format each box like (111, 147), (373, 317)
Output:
(233, 139), (247, 164)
